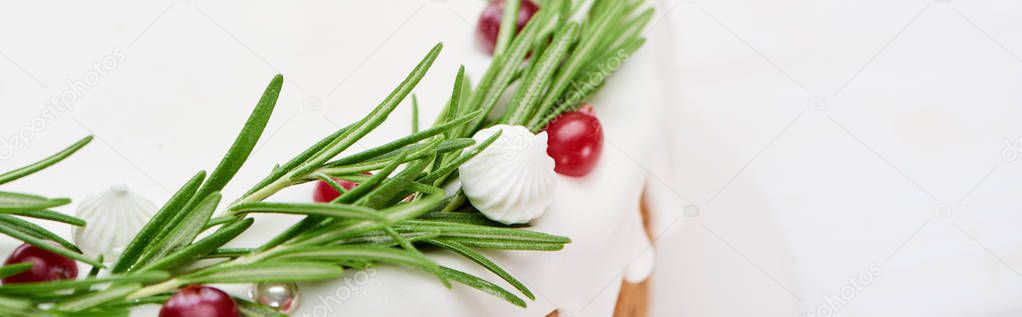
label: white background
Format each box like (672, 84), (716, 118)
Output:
(2, 1), (1022, 316)
(650, 0), (1022, 316)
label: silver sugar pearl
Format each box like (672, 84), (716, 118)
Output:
(249, 282), (300, 313)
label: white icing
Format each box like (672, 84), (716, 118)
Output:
(73, 185), (156, 260)
(459, 124), (558, 225)
(625, 248), (656, 283)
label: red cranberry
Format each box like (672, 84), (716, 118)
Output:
(160, 285), (239, 317)
(477, 0), (540, 55)
(545, 106), (604, 177)
(313, 175), (364, 203)
(2, 243), (78, 285)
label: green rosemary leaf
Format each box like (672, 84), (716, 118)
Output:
(277, 150), (413, 246)
(333, 175), (443, 197)
(293, 43), (443, 179)
(0, 295), (55, 317)
(506, 22), (580, 125)
(73, 255), (104, 296)
(0, 214), (80, 252)
(382, 226), (446, 287)
(312, 173), (346, 195)
(2, 209), (85, 226)
(59, 308), (131, 317)
(258, 152), (410, 251)
(0, 217), (97, 266)
(103, 294), (171, 309)
(0, 263), (31, 279)
(230, 202), (385, 221)
(241, 124), (352, 200)
(113, 170), (206, 273)
(235, 297), (288, 317)
(0, 271), (168, 296)
(324, 109), (483, 168)
(465, 3), (555, 135)
(0, 308), (55, 317)
(0, 136), (92, 185)
(494, 0), (521, 55)
(295, 192), (443, 245)
(18, 292), (77, 304)
(591, 1), (642, 54)
(558, 0), (573, 27)
(444, 66), (466, 139)
(0, 295), (31, 310)
(187, 75), (282, 212)
(438, 266), (526, 308)
(586, 0), (613, 25)
(427, 66), (468, 176)
(535, 37), (646, 129)
(419, 211), (507, 227)
(0, 191), (70, 213)
(500, 40), (546, 125)
(439, 198), (463, 216)
(426, 239), (534, 300)
(53, 283), (142, 312)
(162, 192), (223, 249)
(339, 229), (441, 246)
(338, 153), (410, 208)
(203, 214), (236, 230)
(140, 218), (254, 272)
(529, 1), (627, 128)
(448, 239), (566, 251)
(321, 138), (475, 176)
(610, 7), (653, 50)
(181, 262), (343, 284)
(357, 154), (434, 209)
(133, 192), (222, 269)
(418, 130), (502, 184)
(449, 71), (474, 139)
(205, 248), (253, 259)
(270, 245), (437, 273)
(396, 220), (570, 244)
(411, 94), (420, 133)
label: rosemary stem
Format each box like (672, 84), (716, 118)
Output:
(234, 177), (293, 206)
(229, 246), (282, 266)
(128, 279), (182, 300)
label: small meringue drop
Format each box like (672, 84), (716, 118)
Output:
(73, 185), (157, 260)
(459, 125), (557, 225)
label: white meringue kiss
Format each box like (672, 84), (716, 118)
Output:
(459, 125), (557, 225)
(74, 185), (157, 260)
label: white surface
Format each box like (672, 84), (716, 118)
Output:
(649, 0), (1022, 316)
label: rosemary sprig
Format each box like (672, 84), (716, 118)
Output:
(1, 0), (653, 314)
(0, 136), (92, 186)
(0, 136), (91, 265)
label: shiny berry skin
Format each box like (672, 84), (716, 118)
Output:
(477, 0), (540, 55)
(2, 243), (78, 285)
(313, 175), (364, 203)
(545, 108), (604, 177)
(160, 285), (239, 317)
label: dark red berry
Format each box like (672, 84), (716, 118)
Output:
(313, 175), (366, 203)
(545, 106), (604, 177)
(160, 285), (239, 317)
(2, 243), (78, 285)
(477, 0), (540, 55)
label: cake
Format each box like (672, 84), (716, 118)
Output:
(0, 1), (674, 316)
